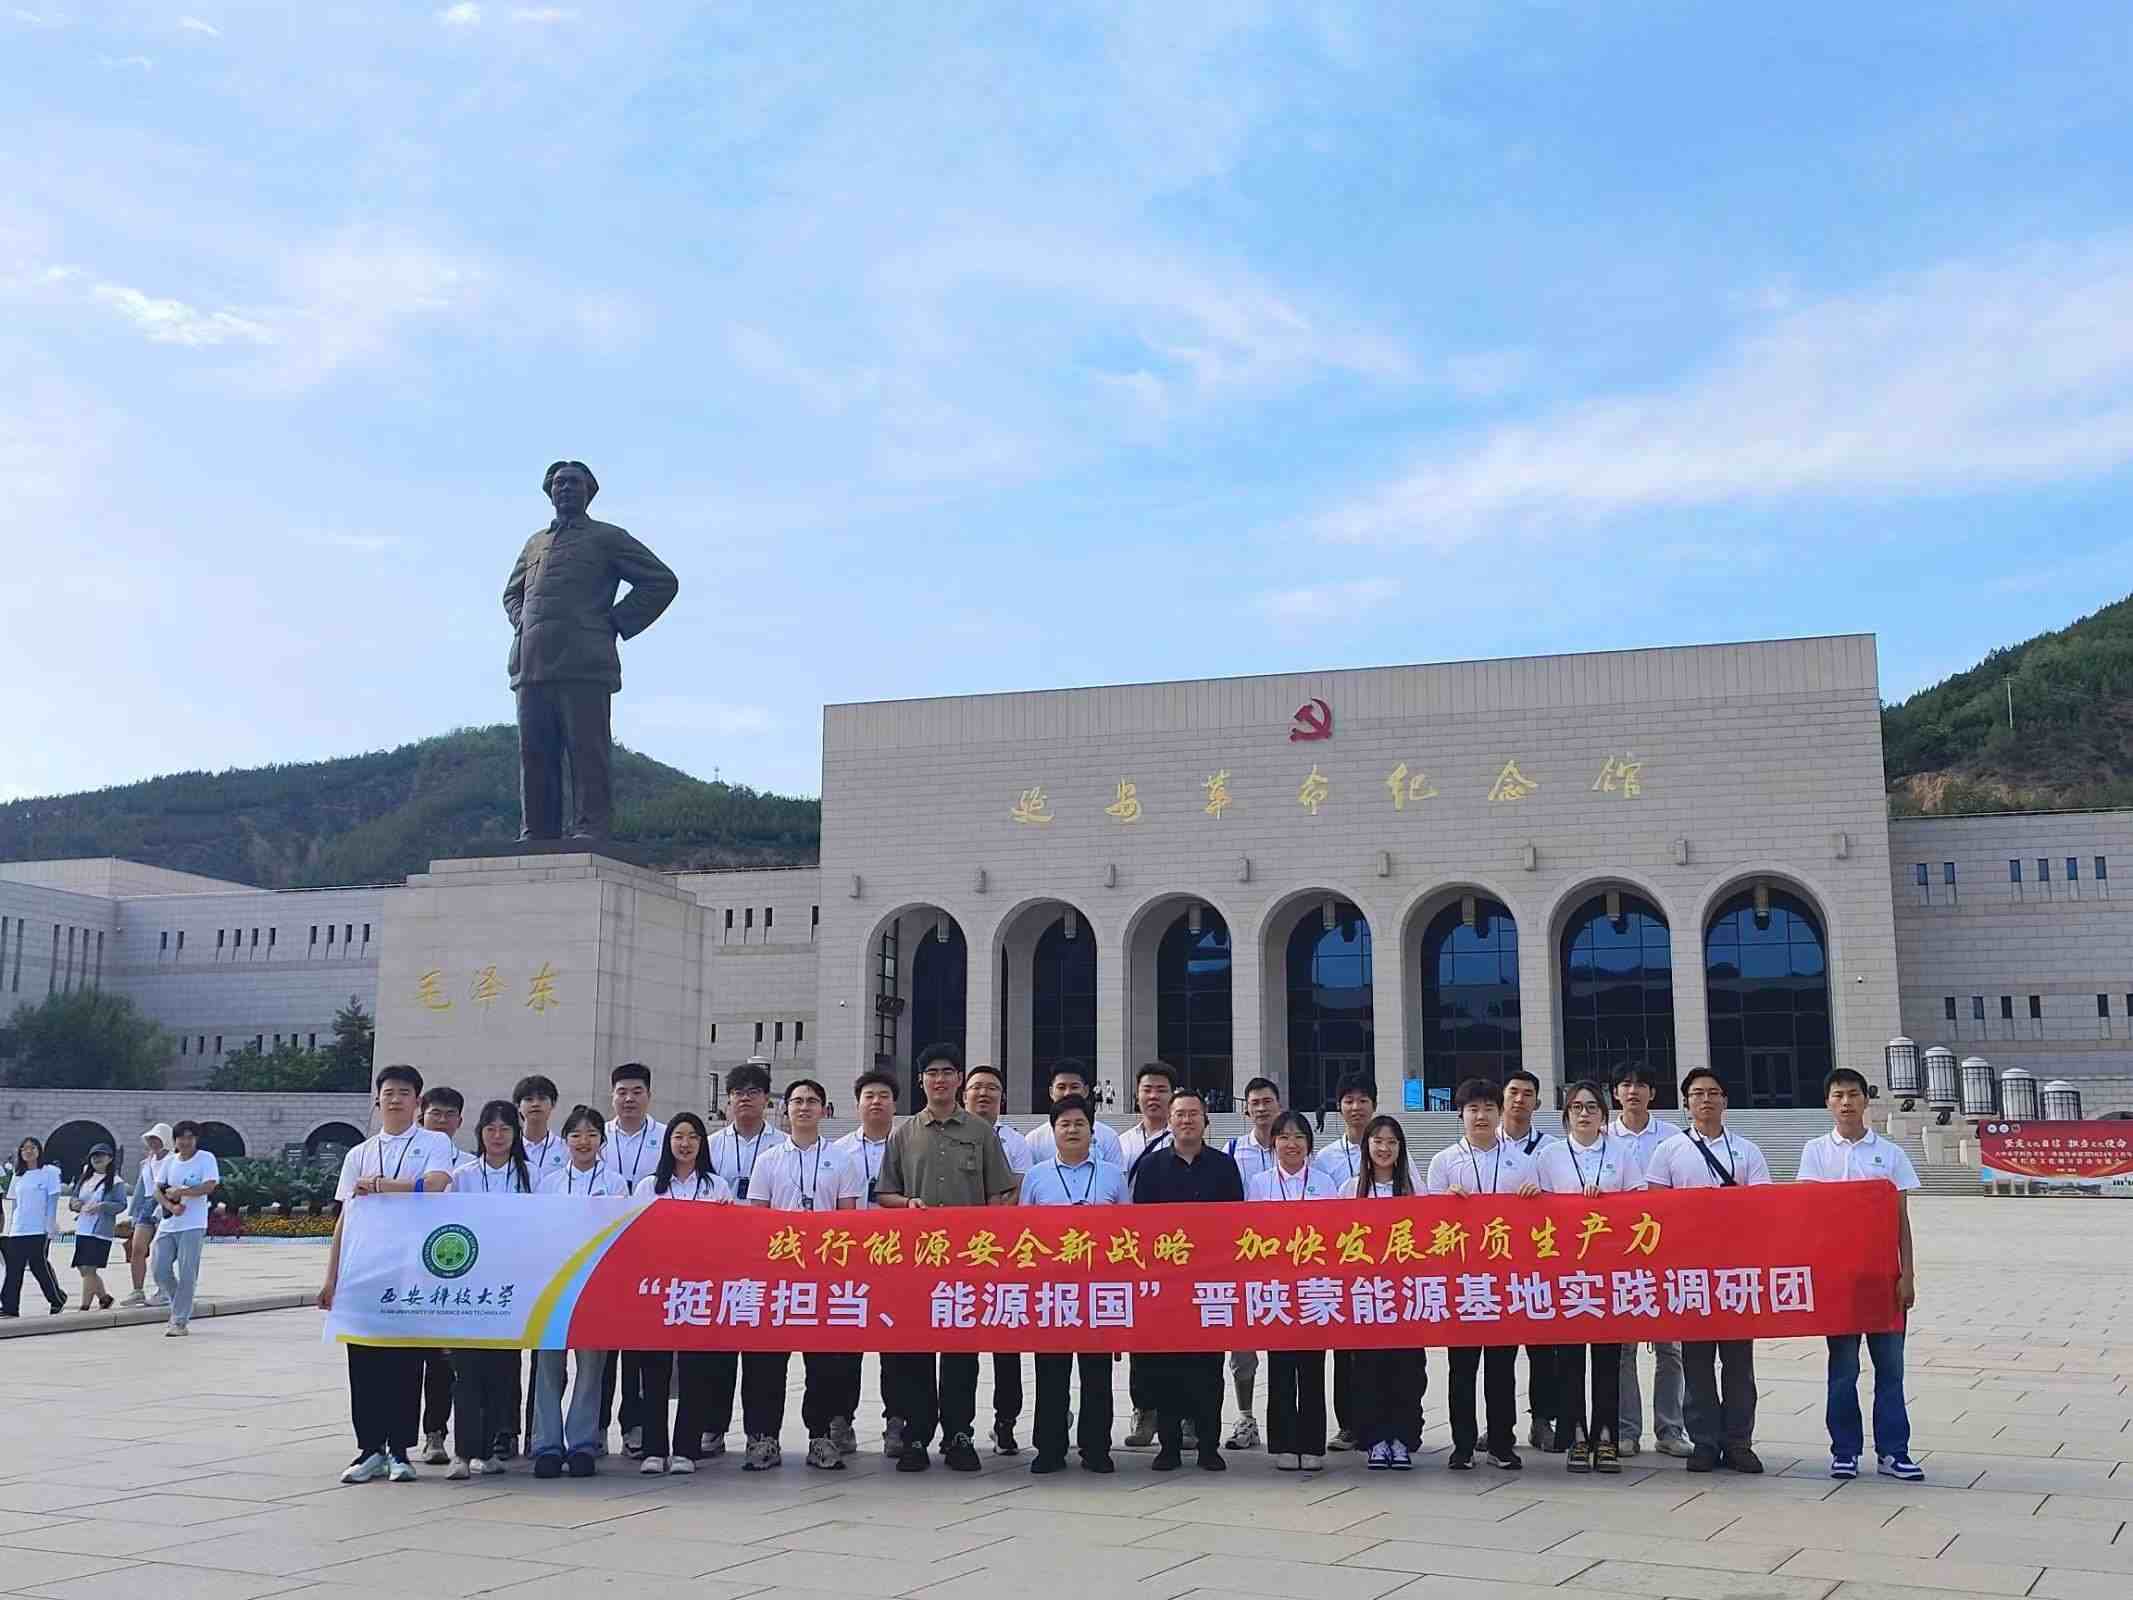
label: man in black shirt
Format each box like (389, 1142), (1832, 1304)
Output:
(1130, 1088), (1244, 1472)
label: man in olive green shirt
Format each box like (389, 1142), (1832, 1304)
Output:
(878, 1042), (1019, 1473)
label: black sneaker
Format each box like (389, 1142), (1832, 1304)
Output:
(1029, 1454), (1068, 1475)
(1488, 1447), (1523, 1471)
(943, 1432), (982, 1472)
(1447, 1447), (1474, 1471)
(1197, 1449), (1227, 1472)
(533, 1453), (562, 1480)
(1726, 1446), (1765, 1475)
(566, 1452), (596, 1478)
(1151, 1446), (1182, 1472)
(1080, 1452), (1116, 1474)
(1687, 1446), (1721, 1473)
(992, 1422), (1021, 1458)
(896, 1443), (931, 1473)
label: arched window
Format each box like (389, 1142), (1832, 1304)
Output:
(1560, 891), (1676, 1103)
(1705, 885), (1831, 1108)
(1286, 901), (1373, 1115)
(42, 1120), (117, 1183)
(908, 917), (967, 1109)
(193, 1121), (247, 1160)
(305, 1122), (366, 1160)
(1418, 898), (1520, 1109)
(1157, 910), (1233, 1102)
(1032, 914), (1096, 1105)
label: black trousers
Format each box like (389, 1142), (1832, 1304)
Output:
(832, 1352), (872, 1422)
(1149, 1351), (1223, 1450)
(420, 1348), (453, 1435)
(1266, 1350), (1327, 1457)
(1, 1235), (65, 1314)
(701, 1349), (786, 1439)
(1555, 1343), (1620, 1447)
(515, 680), (613, 839)
(1127, 1352), (1159, 1413)
(804, 1352), (861, 1437)
(1448, 1344), (1517, 1453)
(1035, 1353), (1112, 1461)
(1331, 1348), (1354, 1431)
(600, 1347), (652, 1438)
(639, 1352), (717, 1459)
(992, 1350), (1023, 1425)
(1353, 1346), (1427, 1448)
(884, 1352), (979, 1449)
(1683, 1340), (1758, 1451)
(348, 1344), (422, 1456)
(1524, 1344), (1560, 1424)
(450, 1349), (515, 1462)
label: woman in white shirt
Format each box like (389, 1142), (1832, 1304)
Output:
(633, 1113), (733, 1475)
(1244, 1112), (1341, 1471)
(1, 1137), (67, 1316)
(1352, 1116), (1426, 1471)
(532, 1106), (632, 1477)
(69, 1142), (129, 1311)
(443, 1101), (536, 1479)
(1535, 1079), (1645, 1475)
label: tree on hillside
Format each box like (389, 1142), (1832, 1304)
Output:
(0, 991), (169, 1090)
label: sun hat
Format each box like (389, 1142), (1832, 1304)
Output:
(141, 1122), (174, 1146)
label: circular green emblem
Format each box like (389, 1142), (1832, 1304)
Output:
(422, 1223), (479, 1280)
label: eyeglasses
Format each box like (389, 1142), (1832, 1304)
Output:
(1569, 1101), (1604, 1114)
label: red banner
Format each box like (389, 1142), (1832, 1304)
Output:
(1980, 1120), (2133, 1181)
(563, 1183), (1900, 1352)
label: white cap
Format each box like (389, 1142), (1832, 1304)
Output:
(142, 1122), (174, 1147)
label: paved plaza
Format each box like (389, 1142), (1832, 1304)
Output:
(3, 1198), (2129, 1600)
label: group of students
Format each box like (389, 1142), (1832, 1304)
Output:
(319, 1048), (1925, 1489)
(0, 1120), (222, 1330)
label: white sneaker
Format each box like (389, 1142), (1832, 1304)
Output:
(1225, 1414), (1261, 1451)
(1274, 1452), (1301, 1471)
(446, 1459), (472, 1480)
(1123, 1409), (1156, 1448)
(421, 1432), (450, 1466)
(340, 1452), (388, 1485)
(164, 1325), (188, 1337)
(1656, 1435), (1695, 1458)
(1300, 1454), (1325, 1472)
(666, 1455), (695, 1474)
(806, 1437), (844, 1470)
(479, 1457), (507, 1475)
(119, 1291), (147, 1308)
(146, 1293), (168, 1307)
(386, 1456), (417, 1483)
(742, 1435), (781, 1471)
(639, 1455), (667, 1475)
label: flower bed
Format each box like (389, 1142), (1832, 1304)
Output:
(240, 1213), (336, 1238)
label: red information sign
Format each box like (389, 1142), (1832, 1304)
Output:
(1979, 1120), (2133, 1183)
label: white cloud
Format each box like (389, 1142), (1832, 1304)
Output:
(1254, 576), (1403, 624)
(627, 697), (776, 738)
(178, 15), (218, 35)
(97, 54), (153, 71)
(436, 3), (480, 25)
(1316, 236), (2133, 549)
(91, 282), (270, 345)
(511, 6), (575, 20)
(261, 235), (478, 384)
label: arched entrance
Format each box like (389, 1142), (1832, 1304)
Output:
(1156, 907), (1233, 1105)
(1559, 889), (1677, 1104)
(863, 903), (968, 1099)
(907, 917), (968, 1110)
(1705, 882), (1832, 1108)
(43, 1119), (116, 1182)
(194, 1121), (247, 1161)
(1284, 898), (1374, 1116)
(305, 1121), (366, 1160)
(1417, 896), (1520, 1110)
(1030, 913), (1097, 1106)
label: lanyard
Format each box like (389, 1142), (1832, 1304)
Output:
(792, 1142), (824, 1208)
(1692, 1133), (1739, 1185)
(1054, 1161), (1098, 1205)
(372, 1132), (416, 1182)
(1463, 1140), (1504, 1194)
(477, 1159), (520, 1194)
(1276, 1163), (1313, 1201)
(860, 1136), (885, 1182)
(526, 1132), (558, 1168)
(566, 1164), (604, 1194)
(1567, 1135), (1608, 1191)
(1517, 1127), (1543, 1155)
(731, 1128), (767, 1184)
(611, 1123), (653, 1183)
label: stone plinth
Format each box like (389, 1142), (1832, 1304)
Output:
(373, 852), (707, 1114)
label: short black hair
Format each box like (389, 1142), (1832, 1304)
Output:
(1612, 1062), (1656, 1089)
(1243, 1076), (1280, 1101)
(1047, 1094), (1094, 1128)
(1336, 1073), (1379, 1105)
(1823, 1067), (1872, 1098)
(784, 1077), (828, 1105)
(376, 1063), (424, 1094)
(171, 1120), (201, 1140)
(963, 1063), (1005, 1092)
(421, 1086), (464, 1112)
(918, 1041), (964, 1073)
(1680, 1066), (1726, 1098)
(1505, 1069), (1540, 1093)
(1169, 1086), (1207, 1111)
(727, 1062), (772, 1096)
(1046, 1058), (1088, 1090)
(853, 1068), (899, 1099)
(1269, 1110), (1314, 1150)
(512, 1074), (560, 1105)
(1135, 1061), (1179, 1088)
(1453, 1076), (1503, 1111)
(610, 1061), (652, 1088)
(560, 1103), (604, 1138)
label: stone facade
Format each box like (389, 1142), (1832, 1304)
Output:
(0, 1086), (371, 1171)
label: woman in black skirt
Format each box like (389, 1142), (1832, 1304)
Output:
(69, 1142), (129, 1310)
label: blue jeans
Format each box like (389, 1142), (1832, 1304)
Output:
(533, 1349), (611, 1459)
(1826, 1332), (1908, 1459)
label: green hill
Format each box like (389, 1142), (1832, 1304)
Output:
(1882, 594), (2133, 815)
(0, 726), (819, 887)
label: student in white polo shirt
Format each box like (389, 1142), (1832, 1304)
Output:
(1798, 1066), (1923, 1483)
(533, 1105), (633, 1478)
(1023, 1060), (1125, 1165)
(1607, 1062), (1687, 1459)
(1500, 1069), (1563, 1453)
(1426, 1076), (1542, 1470)
(601, 1062), (667, 1457)
(962, 1063), (1031, 1457)
(1352, 1115), (1428, 1470)
(1245, 1111), (1343, 1471)
(748, 1078), (864, 1472)
(833, 1067), (898, 1459)
(1020, 1095), (1127, 1474)
(1643, 1068), (1772, 1475)
(1220, 1075), (1282, 1451)
(701, 1058), (788, 1458)
(632, 1113), (735, 1475)
(1314, 1074), (1421, 1452)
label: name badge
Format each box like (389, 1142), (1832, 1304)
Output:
(735, 1177), (750, 1201)
(866, 1179), (878, 1206)
(801, 1195), (815, 1211)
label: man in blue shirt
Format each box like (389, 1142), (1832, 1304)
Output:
(1021, 1096), (1128, 1474)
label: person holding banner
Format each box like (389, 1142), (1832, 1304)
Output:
(877, 1042), (1021, 1474)
(1644, 1068), (1771, 1475)
(444, 1100), (536, 1480)
(1352, 1115), (1426, 1470)
(1501, 1070), (1562, 1453)
(602, 1063), (666, 1459)
(1535, 1079), (1644, 1475)
(532, 1105), (632, 1478)
(702, 1059), (789, 1460)
(962, 1063), (1031, 1458)
(1426, 1076), (1542, 1471)
(634, 1112), (735, 1475)
(748, 1078), (866, 1472)
(1220, 1075), (1282, 1452)
(834, 1068), (900, 1456)
(1131, 1086), (1244, 1472)
(1020, 1094), (1127, 1475)
(321, 1064), (460, 1485)
(1798, 1067), (1923, 1483)
(1244, 1110), (1341, 1471)
(1609, 1063), (1685, 1460)
(1313, 1074), (1420, 1452)
(1115, 1061), (1177, 1453)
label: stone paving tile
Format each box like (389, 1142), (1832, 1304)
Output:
(1567, 1558), (1838, 1599)
(2030, 1571), (2133, 1600)
(1542, 1530), (1804, 1573)
(750, 1519), (1010, 1562)
(1123, 1552), (1410, 1600)
(1337, 1538), (1595, 1584)
(9, 1561), (299, 1600)
(0, 1547), (137, 1587)
(943, 1506), (1186, 1546)
(710, 1548), (991, 1598)
(1775, 1548), (2043, 1595)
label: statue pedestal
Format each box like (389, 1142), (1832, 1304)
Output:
(374, 852), (707, 1115)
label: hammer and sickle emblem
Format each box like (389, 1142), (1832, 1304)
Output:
(1289, 698), (1333, 742)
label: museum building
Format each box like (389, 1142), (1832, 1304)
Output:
(7, 632), (2133, 1140)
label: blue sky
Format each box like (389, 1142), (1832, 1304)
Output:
(6, 2), (2132, 803)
